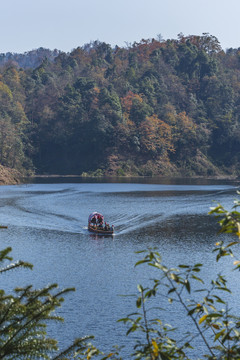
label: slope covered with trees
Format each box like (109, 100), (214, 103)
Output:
(1, 33), (240, 178)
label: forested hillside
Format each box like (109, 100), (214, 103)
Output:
(1, 33), (240, 178)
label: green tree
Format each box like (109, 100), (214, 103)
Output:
(0, 247), (95, 359)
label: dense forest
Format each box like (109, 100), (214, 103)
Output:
(1, 33), (240, 178)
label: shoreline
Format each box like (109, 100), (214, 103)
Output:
(1, 168), (240, 186)
(31, 173), (240, 180)
(24, 174), (240, 186)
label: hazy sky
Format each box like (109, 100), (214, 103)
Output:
(1, 0), (240, 53)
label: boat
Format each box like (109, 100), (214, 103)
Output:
(88, 224), (114, 235)
(88, 212), (114, 235)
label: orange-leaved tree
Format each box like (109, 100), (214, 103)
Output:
(139, 114), (174, 156)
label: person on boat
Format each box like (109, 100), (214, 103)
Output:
(91, 216), (97, 225)
(111, 225), (114, 232)
(91, 222), (97, 229)
(97, 215), (103, 224)
(104, 222), (109, 231)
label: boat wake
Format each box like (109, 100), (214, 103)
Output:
(111, 212), (165, 235)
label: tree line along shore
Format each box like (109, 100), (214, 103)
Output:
(1, 33), (240, 179)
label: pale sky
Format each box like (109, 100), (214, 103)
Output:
(0, 0), (240, 53)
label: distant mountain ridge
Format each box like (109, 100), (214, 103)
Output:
(0, 48), (62, 69)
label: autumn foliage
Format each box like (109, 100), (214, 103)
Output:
(0, 33), (239, 176)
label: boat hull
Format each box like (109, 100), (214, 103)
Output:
(88, 225), (114, 235)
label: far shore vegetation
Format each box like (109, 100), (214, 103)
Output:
(0, 33), (240, 181)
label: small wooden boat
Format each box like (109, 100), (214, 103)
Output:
(88, 224), (114, 235)
(88, 212), (114, 235)
(0, 225), (8, 229)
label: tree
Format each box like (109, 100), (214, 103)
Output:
(0, 247), (94, 359)
(139, 114), (174, 156)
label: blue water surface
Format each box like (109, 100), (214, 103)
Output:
(0, 178), (239, 358)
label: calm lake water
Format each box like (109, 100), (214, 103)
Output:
(0, 177), (240, 358)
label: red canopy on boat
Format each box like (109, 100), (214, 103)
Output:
(88, 212), (104, 223)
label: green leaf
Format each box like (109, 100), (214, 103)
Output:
(214, 329), (226, 341)
(225, 241), (239, 248)
(170, 273), (179, 282)
(135, 259), (149, 267)
(216, 287), (231, 293)
(188, 307), (197, 316)
(191, 274), (204, 283)
(212, 295), (226, 304)
(178, 264), (190, 268)
(136, 297), (142, 308)
(117, 317), (131, 323)
(185, 280), (191, 293)
(207, 313), (222, 319)
(148, 263), (165, 270)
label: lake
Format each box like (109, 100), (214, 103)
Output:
(0, 177), (239, 358)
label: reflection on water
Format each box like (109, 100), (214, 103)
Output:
(0, 178), (239, 357)
(30, 175), (240, 186)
